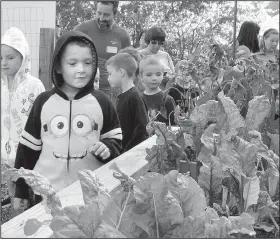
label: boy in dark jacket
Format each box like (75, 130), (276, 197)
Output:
(13, 31), (122, 210)
(106, 53), (149, 152)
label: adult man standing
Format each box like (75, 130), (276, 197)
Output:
(74, 1), (131, 104)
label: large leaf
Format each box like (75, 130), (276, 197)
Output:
(249, 131), (279, 170)
(146, 144), (179, 175)
(190, 100), (226, 130)
(170, 216), (206, 238)
(197, 145), (213, 165)
(245, 95), (271, 131)
(267, 168), (279, 198)
(215, 132), (244, 175)
(165, 170), (207, 218)
(249, 191), (279, 222)
(200, 124), (218, 152)
(102, 189), (143, 238)
(93, 221), (126, 238)
(78, 170), (112, 212)
(198, 156), (225, 205)
(145, 145), (161, 172)
(231, 136), (258, 177)
(132, 172), (184, 238)
(267, 132), (279, 156)
(243, 175), (260, 211)
(63, 203), (101, 238)
(259, 168), (279, 200)
(228, 213), (256, 237)
(218, 91), (246, 130)
(3, 168), (62, 215)
(203, 207), (219, 224)
(196, 91), (214, 106)
(222, 175), (240, 198)
(205, 212), (256, 238)
(50, 215), (88, 238)
(50, 203), (101, 238)
(205, 216), (233, 238)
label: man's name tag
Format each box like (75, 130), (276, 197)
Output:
(106, 46), (118, 54)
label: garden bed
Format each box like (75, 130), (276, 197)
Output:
(1, 42), (279, 238)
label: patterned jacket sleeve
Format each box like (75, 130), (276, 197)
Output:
(14, 92), (48, 199)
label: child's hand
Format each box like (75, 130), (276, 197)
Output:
(90, 142), (111, 160)
(13, 197), (29, 211)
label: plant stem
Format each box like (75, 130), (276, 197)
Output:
(116, 190), (131, 231)
(155, 124), (167, 142)
(222, 186), (228, 209)
(244, 177), (252, 212)
(209, 161), (214, 207)
(168, 110), (174, 128)
(240, 175), (245, 213)
(266, 206), (279, 231)
(153, 194), (159, 238)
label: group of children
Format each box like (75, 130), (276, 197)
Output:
(1, 27), (198, 213)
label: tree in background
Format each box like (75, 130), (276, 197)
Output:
(56, 1), (95, 32)
(56, 1), (278, 64)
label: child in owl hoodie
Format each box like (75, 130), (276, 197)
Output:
(1, 27), (45, 168)
(13, 31), (122, 211)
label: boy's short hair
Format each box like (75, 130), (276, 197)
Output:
(139, 56), (164, 75)
(144, 26), (166, 44)
(118, 47), (142, 76)
(175, 60), (189, 74)
(106, 52), (137, 78)
(118, 47), (142, 63)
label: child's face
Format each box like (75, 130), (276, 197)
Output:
(140, 64), (163, 91)
(1, 44), (23, 78)
(58, 43), (93, 90)
(94, 68), (100, 90)
(264, 33), (279, 52)
(106, 65), (122, 87)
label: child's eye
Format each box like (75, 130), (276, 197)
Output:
(69, 63), (76, 66)
(85, 62), (92, 65)
(8, 57), (14, 60)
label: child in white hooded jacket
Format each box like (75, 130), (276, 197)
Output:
(1, 27), (45, 170)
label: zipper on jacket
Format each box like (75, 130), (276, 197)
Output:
(67, 100), (72, 173)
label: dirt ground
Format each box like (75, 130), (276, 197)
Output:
(1, 183), (12, 224)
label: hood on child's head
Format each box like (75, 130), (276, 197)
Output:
(1, 27), (31, 87)
(51, 31), (98, 91)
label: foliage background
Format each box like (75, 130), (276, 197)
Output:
(56, 0), (279, 64)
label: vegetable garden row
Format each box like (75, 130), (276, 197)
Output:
(3, 41), (279, 238)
